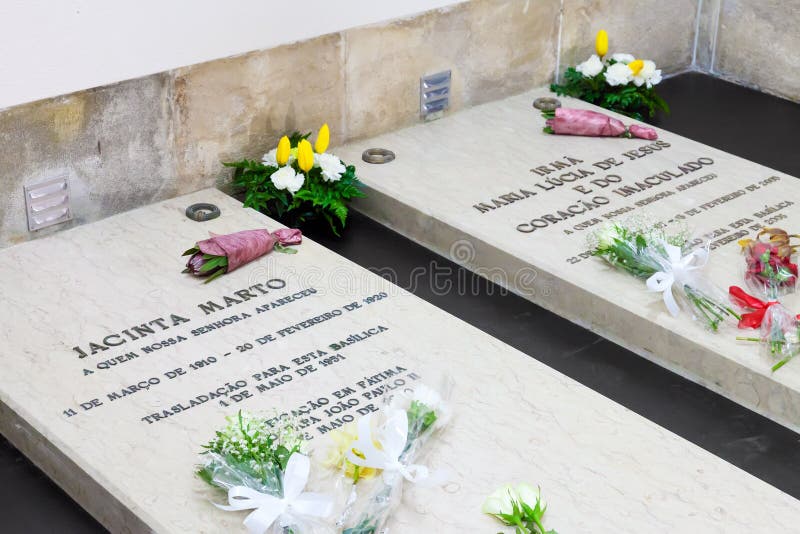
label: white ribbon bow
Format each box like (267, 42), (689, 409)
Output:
(345, 410), (433, 484)
(645, 242), (708, 317)
(215, 453), (333, 534)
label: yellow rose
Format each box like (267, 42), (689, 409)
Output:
(275, 135), (291, 166)
(297, 139), (314, 172)
(315, 123), (330, 154)
(595, 29), (609, 57)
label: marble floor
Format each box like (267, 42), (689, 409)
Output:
(1, 72), (799, 533)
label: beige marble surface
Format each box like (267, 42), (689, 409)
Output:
(0, 189), (797, 532)
(335, 88), (800, 433)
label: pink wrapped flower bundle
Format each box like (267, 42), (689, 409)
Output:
(542, 108), (658, 140)
(182, 228), (302, 283)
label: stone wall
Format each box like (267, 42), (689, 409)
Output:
(0, 0), (704, 247)
(695, 0), (800, 103)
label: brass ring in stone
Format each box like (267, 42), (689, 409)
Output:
(533, 97), (562, 111)
(362, 148), (396, 164)
(185, 203), (221, 222)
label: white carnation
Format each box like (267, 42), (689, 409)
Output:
(271, 166), (305, 194)
(316, 152), (346, 182)
(605, 62), (632, 87)
(611, 53), (635, 64)
(634, 60), (662, 88)
(576, 54), (604, 77)
(262, 147), (296, 168)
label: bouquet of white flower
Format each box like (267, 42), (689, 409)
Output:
(198, 411), (334, 534)
(551, 30), (669, 120)
(330, 383), (451, 534)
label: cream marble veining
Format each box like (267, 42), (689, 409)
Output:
(0, 189), (797, 532)
(336, 87), (800, 433)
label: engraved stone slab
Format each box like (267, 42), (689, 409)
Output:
(0, 189), (796, 532)
(335, 88), (800, 432)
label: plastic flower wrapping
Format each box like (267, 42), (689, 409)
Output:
(225, 124), (365, 236)
(182, 228), (302, 283)
(541, 107), (658, 140)
(327, 381), (452, 534)
(731, 228), (800, 371)
(590, 218), (740, 331)
(739, 228), (798, 298)
(550, 30), (668, 120)
(197, 411), (335, 534)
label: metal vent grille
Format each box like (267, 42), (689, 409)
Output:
(420, 70), (451, 119)
(24, 175), (72, 231)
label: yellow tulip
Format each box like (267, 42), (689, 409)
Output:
(595, 29), (608, 57)
(276, 136), (291, 166)
(315, 123), (330, 154)
(628, 59), (644, 76)
(297, 139), (314, 172)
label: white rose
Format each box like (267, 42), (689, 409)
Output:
(632, 60), (661, 88)
(316, 152), (346, 182)
(611, 53), (635, 64)
(515, 483), (540, 507)
(576, 54), (604, 78)
(271, 166), (305, 194)
(482, 485), (516, 517)
(596, 225), (619, 249)
(605, 62), (632, 86)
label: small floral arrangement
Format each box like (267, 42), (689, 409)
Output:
(551, 30), (669, 120)
(731, 286), (800, 372)
(591, 219), (740, 330)
(482, 484), (557, 534)
(739, 228), (799, 298)
(226, 124), (365, 236)
(182, 228), (301, 283)
(331, 384), (450, 534)
(198, 411), (333, 533)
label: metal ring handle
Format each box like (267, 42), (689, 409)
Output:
(533, 97), (562, 111)
(362, 148), (395, 164)
(185, 203), (221, 222)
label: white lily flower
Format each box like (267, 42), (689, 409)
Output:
(605, 62), (633, 86)
(481, 485), (516, 517)
(611, 53), (635, 64)
(316, 152), (346, 182)
(632, 60), (662, 88)
(271, 166), (305, 194)
(576, 54), (604, 77)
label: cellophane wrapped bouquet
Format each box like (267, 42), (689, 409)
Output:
(591, 219), (740, 331)
(197, 411), (334, 534)
(324, 382), (451, 533)
(732, 228), (800, 371)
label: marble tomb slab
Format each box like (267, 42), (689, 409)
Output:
(0, 189), (797, 532)
(336, 88), (800, 433)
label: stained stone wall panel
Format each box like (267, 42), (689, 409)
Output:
(344, 0), (560, 140)
(0, 75), (172, 248)
(714, 0), (800, 102)
(170, 34), (346, 195)
(559, 0), (698, 76)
